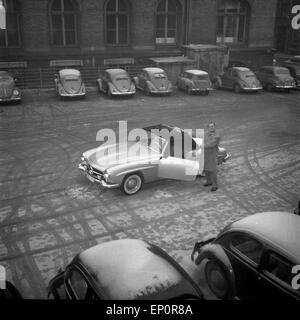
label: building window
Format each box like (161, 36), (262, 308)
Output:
(50, 0), (78, 46)
(105, 0), (129, 45)
(0, 0), (21, 47)
(156, 0), (180, 45)
(216, 0), (250, 44)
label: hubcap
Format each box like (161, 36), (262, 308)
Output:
(206, 261), (228, 299)
(125, 175), (141, 194)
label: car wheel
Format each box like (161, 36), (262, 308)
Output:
(121, 173), (143, 195)
(205, 260), (230, 299)
(266, 83), (273, 92)
(284, 88), (290, 93)
(144, 85), (151, 96)
(187, 86), (192, 95)
(234, 84), (241, 93)
(107, 88), (113, 98)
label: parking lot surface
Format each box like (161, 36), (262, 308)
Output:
(0, 88), (299, 298)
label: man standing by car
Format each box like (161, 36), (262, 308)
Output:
(203, 122), (221, 192)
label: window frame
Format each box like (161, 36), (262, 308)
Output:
(260, 249), (299, 295)
(49, 0), (79, 47)
(226, 232), (264, 268)
(155, 0), (180, 46)
(104, 0), (130, 46)
(216, 0), (250, 46)
(0, 0), (21, 48)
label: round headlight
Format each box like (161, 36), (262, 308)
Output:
(13, 89), (19, 95)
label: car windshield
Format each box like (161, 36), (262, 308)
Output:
(275, 69), (290, 75)
(115, 75), (129, 81)
(153, 73), (166, 79)
(0, 76), (13, 81)
(139, 133), (167, 154)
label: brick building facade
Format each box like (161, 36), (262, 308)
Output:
(1, 0), (279, 68)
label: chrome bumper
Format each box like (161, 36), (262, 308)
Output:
(242, 87), (263, 91)
(0, 96), (21, 101)
(112, 91), (135, 96)
(274, 85), (295, 89)
(78, 163), (119, 189)
(59, 92), (86, 97)
(191, 88), (213, 91)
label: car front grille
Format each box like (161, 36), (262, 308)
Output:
(86, 164), (104, 179)
(0, 87), (13, 98)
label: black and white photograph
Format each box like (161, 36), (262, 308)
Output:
(0, 0), (300, 306)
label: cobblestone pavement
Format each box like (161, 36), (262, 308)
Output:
(0, 88), (299, 298)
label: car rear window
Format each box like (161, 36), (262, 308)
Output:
(154, 73), (167, 79)
(115, 76), (129, 81)
(194, 75), (209, 80)
(275, 69), (290, 75)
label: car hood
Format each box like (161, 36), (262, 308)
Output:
(240, 75), (260, 86)
(61, 77), (82, 93)
(193, 79), (211, 88)
(83, 141), (160, 171)
(276, 75), (294, 81)
(0, 79), (15, 98)
(112, 78), (133, 92)
(150, 77), (170, 91)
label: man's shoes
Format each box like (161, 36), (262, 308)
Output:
(203, 183), (212, 187)
(211, 187), (218, 192)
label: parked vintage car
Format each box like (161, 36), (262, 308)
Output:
(0, 71), (21, 104)
(48, 239), (204, 300)
(213, 67), (262, 93)
(191, 211), (300, 300)
(256, 66), (296, 92)
(79, 124), (230, 195)
(97, 68), (136, 98)
(54, 69), (86, 98)
(281, 63), (300, 89)
(133, 67), (172, 95)
(177, 70), (212, 95)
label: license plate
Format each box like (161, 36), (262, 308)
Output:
(86, 173), (95, 183)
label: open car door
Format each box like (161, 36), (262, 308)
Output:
(158, 157), (199, 181)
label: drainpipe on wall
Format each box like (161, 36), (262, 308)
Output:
(183, 0), (190, 46)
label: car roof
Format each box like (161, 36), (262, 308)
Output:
(232, 67), (251, 72)
(185, 69), (208, 75)
(227, 212), (300, 262)
(79, 239), (198, 300)
(143, 67), (165, 74)
(105, 68), (128, 75)
(0, 71), (12, 77)
(59, 69), (81, 77)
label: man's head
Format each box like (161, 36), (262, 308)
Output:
(208, 121), (216, 133)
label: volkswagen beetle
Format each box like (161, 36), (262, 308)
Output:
(0, 71), (21, 104)
(54, 69), (86, 98)
(191, 212), (300, 300)
(78, 124), (230, 195)
(256, 66), (296, 92)
(48, 239), (204, 300)
(177, 70), (212, 95)
(133, 67), (172, 95)
(281, 63), (300, 89)
(97, 69), (136, 98)
(213, 67), (262, 93)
